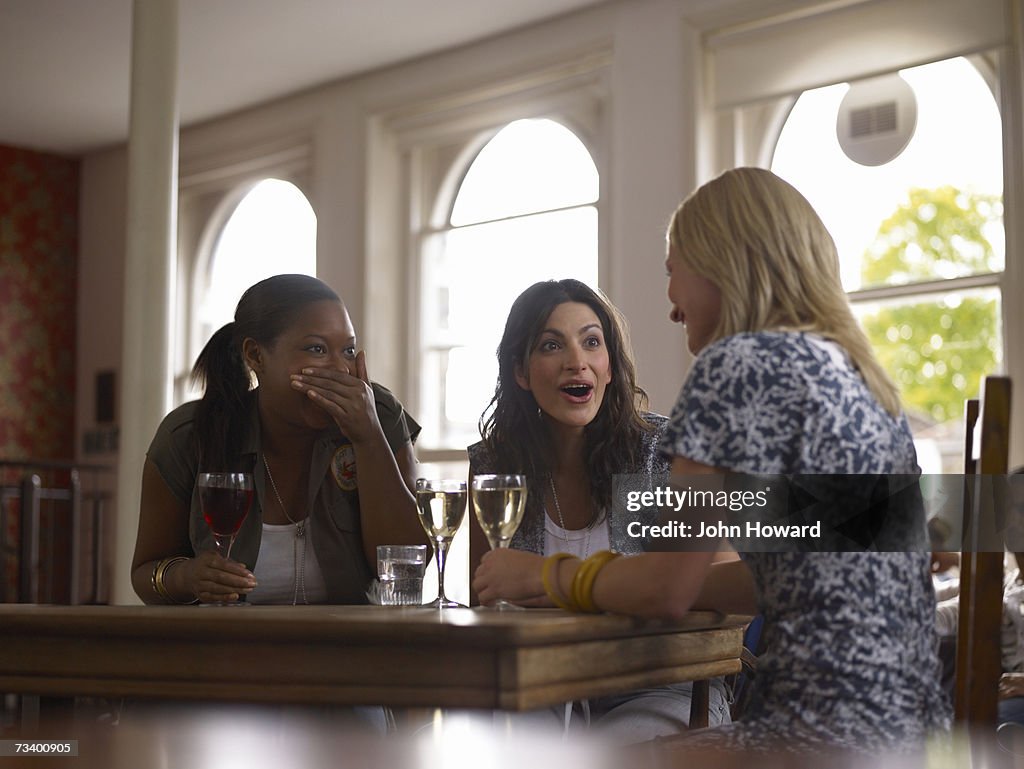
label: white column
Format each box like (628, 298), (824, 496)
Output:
(609, 0), (692, 415)
(1004, 0), (1024, 468)
(114, 0), (179, 604)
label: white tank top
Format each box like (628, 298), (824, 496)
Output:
(543, 514), (611, 559)
(247, 519), (329, 604)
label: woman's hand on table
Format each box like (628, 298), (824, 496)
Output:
(177, 551), (257, 604)
(473, 549), (552, 608)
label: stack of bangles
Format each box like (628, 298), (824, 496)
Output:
(542, 550), (621, 612)
(150, 556), (197, 604)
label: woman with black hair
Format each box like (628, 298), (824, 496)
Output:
(131, 274), (425, 605)
(468, 278), (731, 740)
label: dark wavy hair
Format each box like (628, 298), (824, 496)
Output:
(479, 279), (653, 516)
(190, 274), (341, 471)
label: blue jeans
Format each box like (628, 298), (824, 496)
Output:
(1001, 696), (1024, 726)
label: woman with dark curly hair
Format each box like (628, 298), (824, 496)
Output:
(468, 278), (731, 740)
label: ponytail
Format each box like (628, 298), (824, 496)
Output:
(191, 321), (252, 472)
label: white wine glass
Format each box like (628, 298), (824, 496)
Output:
(471, 474), (527, 611)
(415, 479), (468, 608)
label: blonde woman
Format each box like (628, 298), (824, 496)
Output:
(474, 168), (950, 753)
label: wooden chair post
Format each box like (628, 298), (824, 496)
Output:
(954, 398), (978, 723)
(954, 376), (1011, 734)
(17, 474), (41, 604)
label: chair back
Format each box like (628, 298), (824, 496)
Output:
(954, 376), (1011, 728)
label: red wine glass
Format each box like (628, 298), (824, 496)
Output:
(198, 472), (253, 561)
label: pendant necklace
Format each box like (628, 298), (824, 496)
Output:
(548, 476), (593, 559)
(262, 455), (309, 605)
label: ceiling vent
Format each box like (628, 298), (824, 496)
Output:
(849, 101), (897, 138)
(836, 73), (917, 166)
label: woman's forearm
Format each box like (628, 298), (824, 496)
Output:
(691, 558), (758, 614)
(351, 435), (426, 564)
(132, 557), (196, 605)
(552, 551), (718, 622)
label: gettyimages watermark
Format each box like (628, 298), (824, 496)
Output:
(611, 472), (1024, 553)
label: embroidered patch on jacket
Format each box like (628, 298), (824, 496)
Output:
(331, 444), (358, 490)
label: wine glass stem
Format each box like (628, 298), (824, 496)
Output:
(214, 534), (234, 560)
(493, 542), (515, 609)
(434, 538), (451, 602)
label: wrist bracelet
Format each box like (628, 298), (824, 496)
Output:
(571, 550), (620, 613)
(152, 556), (196, 604)
(542, 553), (578, 611)
(150, 559), (166, 600)
(569, 557), (598, 612)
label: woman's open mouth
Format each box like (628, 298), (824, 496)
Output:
(559, 383), (594, 403)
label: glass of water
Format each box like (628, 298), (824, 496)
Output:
(376, 544), (428, 606)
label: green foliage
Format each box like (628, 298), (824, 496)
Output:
(862, 186), (1002, 287)
(859, 187), (1002, 424)
(861, 297), (998, 423)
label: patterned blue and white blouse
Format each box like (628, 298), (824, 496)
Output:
(662, 331), (950, 753)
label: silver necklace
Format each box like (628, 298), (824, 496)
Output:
(262, 455), (308, 605)
(548, 476), (593, 559)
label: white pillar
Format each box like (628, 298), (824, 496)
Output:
(1005, 0), (1024, 468)
(114, 0), (179, 604)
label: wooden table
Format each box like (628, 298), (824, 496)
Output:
(0, 605), (747, 711)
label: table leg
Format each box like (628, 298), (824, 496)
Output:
(689, 680), (709, 729)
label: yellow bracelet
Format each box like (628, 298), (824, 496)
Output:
(571, 550), (621, 613)
(575, 551), (620, 612)
(542, 553), (578, 611)
(570, 557), (600, 612)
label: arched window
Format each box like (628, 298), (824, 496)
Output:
(771, 57), (1003, 471)
(418, 118), (600, 449)
(175, 178), (317, 403)
(198, 179), (317, 343)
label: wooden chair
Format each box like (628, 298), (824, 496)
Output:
(686, 615), (762, 728)
(727, 615), (763, 722)
(955, 376), (1011, 739)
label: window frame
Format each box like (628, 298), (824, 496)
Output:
(367, 54), (611, 462)
(175, 136), (313, 407)
(418, 118), (601, 450)
(699, 0), (1023, 467)
(769, 55), (1005, 468)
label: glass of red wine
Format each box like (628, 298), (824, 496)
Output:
(198, 472), (253, 605)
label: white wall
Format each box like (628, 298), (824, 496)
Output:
(76, 146), (128, 600)
(77, 0), (1024, 602)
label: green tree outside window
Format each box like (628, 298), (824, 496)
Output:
(859, 187), (1002, 425)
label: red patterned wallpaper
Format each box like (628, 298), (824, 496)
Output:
(0, 145), (79, 601)
(0, 144), (79, 460)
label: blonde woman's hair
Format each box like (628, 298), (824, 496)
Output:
(667, 167), (902, 417)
